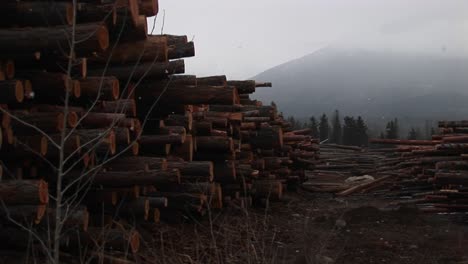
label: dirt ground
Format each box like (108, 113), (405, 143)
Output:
(144, 190), (468, 264)
(267, 191), (468, 264)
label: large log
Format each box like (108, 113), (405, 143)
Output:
(369, 139), (441, 145)
(74, 129), (116, 155)
(136, 84), (238, 105)
(82, 169), (181, 186)
(196, 136), (234, 152)
(167, 161), (214, 177)
(227, 80), (256, 94)
(5, 111), (77, 133)
(171, 134), (194, 161)
(164, 113), (193, 131)
(139, 0), (159, 16)
(0, 80), (24, 104)
(0, 23), (109, 56)
(0, 204), (46, 225)
(250, 126), (283, 149)
(168, 41), (195, 59)
(16, 72), (80, 103)
(93, 99), (137, 117)
(105, 156), (167, 171)
(79, 77), (120, 101)
(91, 35), (168, 64)
(87, 59), (184, 81)
(80, 112), (126, 128)
(0, 2), (74, 26)
(0, 180), (48, 205)
(197, 75), (227, 86)
(139, 134), (185, 145)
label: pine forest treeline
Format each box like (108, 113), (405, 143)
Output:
(286, 109), (437, 146)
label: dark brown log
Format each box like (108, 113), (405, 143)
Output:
(0, 80), (24, 103)
(369, 138), (441, 145)
(250, 126), (283, 149)
(0, 60), (14, 80)
(17, 72), (80, 103)
(165, 113), (192, 131)
(159, 126), (187, 138)
(227, 80), (256, 94)
(87, 59), (185, 81)
(140, 134), (185, 146)
(194, 121), (212, 135)
(255, 81), (272, 87)
(434, 172), (468, 185)
(196, 136), (233, 152)
(114, 127), (130, 144)
(81, 169), (180, 186)
(91, 35), (167, 64)
(147, 192), (206, 212)
(0, 2), (74, 26)
(136, 84), (238, 105)
(439, 120), (468, 128)
(161, 34), (188, 46)
(0, 23), (109, 56)
(0, 180), (48, 205)
(244, 117), (270, 122)
(44, 207), (89, 231)
(168, 41), (195, 59)
(203, 116), (228, 128)
(171, 134), (194, 161)
(105, 156), (167, 171)
(74, 129), (116, 155)
(119, 197), (150, 220)
(167, 161), (214, 178)
(436, 143), (468, 150)
(197, 75), (227, 86)
(113, 14), (148, 42)
(79, 77), (120, 101)
(139, 0), (159, 16)
(14, 135), (48, 156)
(94, 99), (137, 117)
(0, 204), (46, 225)
(5, 111), (70, 133)
(81, 112), (126, 129)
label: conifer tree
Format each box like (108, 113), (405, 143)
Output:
(331, 110), (342, 144)
(356, 116), (369, 146)
(319, 113), (329, 141)
(309, 116), (319, 138)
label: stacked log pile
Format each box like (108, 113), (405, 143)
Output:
(359, 122), (468, 212)
(302, 144), (386, 193)
(0, 0), (314, 262)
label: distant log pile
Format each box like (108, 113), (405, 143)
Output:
(0, 0), (312, 262)
(302, 121), (468, 213)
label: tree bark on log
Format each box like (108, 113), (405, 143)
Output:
(87, 59), (184, 81)
(79, 77), (120, 101)
(0, 23), (109, 56)
(81, 169), (181, 187)
(0, 2), (74, 27)
(0, 80), (24, 104)
(0, 180), (48, 205)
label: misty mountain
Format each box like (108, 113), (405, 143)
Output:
(252, 48), (468, 128)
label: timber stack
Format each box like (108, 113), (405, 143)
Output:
(360, 122), (468, 213)
(0, 0), (315, 262)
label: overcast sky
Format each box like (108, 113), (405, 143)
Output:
(148, 0), (468, 79)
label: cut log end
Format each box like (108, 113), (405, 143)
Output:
(23, 80), (33, 99)
(131, 142), (139, 156)
(40, 136), (48, 156)
(15, 80), (24, 103)
(97, 26), (110, 51)
(130, 230), (140, 253)
(38, 180), (49, 204)
(68, 112), (79, 128)
(73, 80), (81, 98)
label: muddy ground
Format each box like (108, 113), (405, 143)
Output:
(144, 190), (468, 263)
(267, 191), (468, 264)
